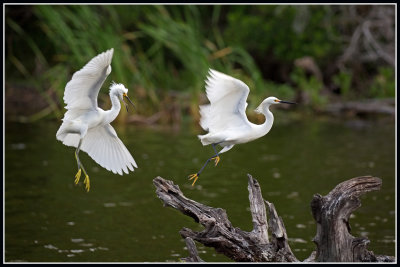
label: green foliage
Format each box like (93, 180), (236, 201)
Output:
(224, 5), (341, 63)
(5, 5), (395, 123)
(6, 14), (62, 119)
(6, 5), (271, 120)
(138, 6), (210, 93)
(369, 67), (395, 98)
(266, 82), (295, 100)
(290, 67), (327, 108)
(6, 5), (132, 119)
(33, 5), (129, 84)
(332, 70), (352, 98)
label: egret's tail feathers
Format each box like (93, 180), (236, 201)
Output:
(56, 122), (67, 141)
(198, 133), (222, 146)
(198, 134), (211, 146)
(56, 120), (81, 147)
(56, 129), (65, 142)
(218, 144), (234, 154)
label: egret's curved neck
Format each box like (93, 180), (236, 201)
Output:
(105, 93), (121, 124)
(259, 104), (274, 136)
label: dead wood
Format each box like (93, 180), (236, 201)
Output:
(153, 174), (298, 262)
(180, 237), (204, 262)
(310, 176), (394, 262)
(153, 175), (394, 262)
(325, 98), (395, 117)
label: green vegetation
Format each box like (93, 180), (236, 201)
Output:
(290, 67), (327, 109)
(369, 67), (395, 98)
(224, 5), (341, 63)
(5, 5), (395, 124)
(332, 70), (352, 99)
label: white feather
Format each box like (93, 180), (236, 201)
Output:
(56, 48), (138, 180)
(63, 48), (114, 120)
(80, 124), (137, 175)
(199, 69), (251, 133)
(191, 69), (295, 179)
(198, 69), (252, 146)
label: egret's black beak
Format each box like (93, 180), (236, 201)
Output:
(123, 93), (136, 112)
(279, 100), (297, 104)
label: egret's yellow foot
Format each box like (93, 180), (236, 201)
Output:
(211, 155), (220, 166)
(188, 173), (199, 186)
(84, 175), (90, 192)
(75, 169), (82, 184)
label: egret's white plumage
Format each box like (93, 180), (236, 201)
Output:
(56, 48), (137, 191)
(189, 69), (295, 185)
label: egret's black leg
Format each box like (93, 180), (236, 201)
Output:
(188, 157), (213, 186)
(211, 143), (221, 166)
(211, 143), (218, 154)
(74, 139), (82, 184)
(74, 139), (90, 192)
(188, 143), (223, 186)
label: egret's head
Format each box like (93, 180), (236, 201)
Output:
(110, 82), (135, 111)
(255, 96), (296, 114)
(267, 96), (281, 105)
(110, 82), (128, 100)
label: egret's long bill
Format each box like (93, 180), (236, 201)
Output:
(123, 93), (136, 112)
(277, 99), (297, 104)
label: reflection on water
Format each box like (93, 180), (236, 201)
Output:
(4, 114), (395, 262)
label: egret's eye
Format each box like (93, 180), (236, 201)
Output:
(274, 99), (280, 102)
(123, 93), (127, 97)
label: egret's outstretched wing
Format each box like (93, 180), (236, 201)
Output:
(79, 124), (137, 175)
(63, 48), (114, 119)
(199, 69), (251, 133)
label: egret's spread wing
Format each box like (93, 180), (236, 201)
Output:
(80, 124), (137, 175)
(63, 48), (114, 115)
(199, 69), (251, 133)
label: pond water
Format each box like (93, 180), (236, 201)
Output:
(4, 113), (396, 262)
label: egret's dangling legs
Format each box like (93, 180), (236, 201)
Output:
(210, 143), (221, 166)
(188, 143), (222, 186)
(74, 139), (90, 192)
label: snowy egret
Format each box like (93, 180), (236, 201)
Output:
(56, 48), (137, 192)
(188, 69), (296, 186)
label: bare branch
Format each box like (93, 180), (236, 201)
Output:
(153, 175), (297, 262)
(181, 237), (204, 262)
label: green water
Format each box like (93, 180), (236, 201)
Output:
(4, 114), (396, 262)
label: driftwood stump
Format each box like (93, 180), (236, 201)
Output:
(310, 176), (394, 262)
(153, 175), (394, 262)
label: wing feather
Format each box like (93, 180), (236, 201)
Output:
(80, 124), (137, 175)
(103, 136), (110, 170)
(199, 69), (251, 133)
(62, 48), (114, 120)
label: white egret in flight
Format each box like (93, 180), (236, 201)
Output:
(188, 69), (296, 186)
(56, 48), (137, 191)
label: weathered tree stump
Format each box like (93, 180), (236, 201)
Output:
(153, 175), (394, 262)
(310, 176), (395, 262)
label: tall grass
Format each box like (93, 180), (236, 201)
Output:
(7, 5), (273, 123)
(137, 6), (270, 117)
(7, 5), (392, 124)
